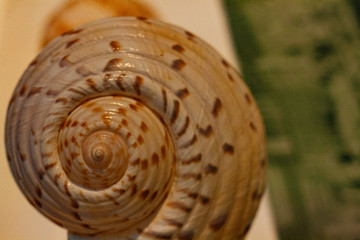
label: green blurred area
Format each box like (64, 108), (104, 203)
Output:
(223, 0), (360, 239)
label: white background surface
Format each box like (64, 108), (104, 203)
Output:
(0, 0), (278, 239)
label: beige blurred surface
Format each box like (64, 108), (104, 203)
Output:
(0, 0), (278, 239)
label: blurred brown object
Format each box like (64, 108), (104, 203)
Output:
(42, 0), (157, 47)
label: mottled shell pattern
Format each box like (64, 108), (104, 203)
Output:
(5, 17), (266, 240)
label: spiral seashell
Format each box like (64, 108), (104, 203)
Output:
(5, 17), (267, 240)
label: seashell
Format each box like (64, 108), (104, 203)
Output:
(5, 17), (267, 240)
(42, 0), (157, 47)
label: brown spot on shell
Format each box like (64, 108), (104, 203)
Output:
(137, 135), (144, 144)
(163, 218), (183, 228)
(72, 212), (81, 221)
(150, 190), (158, 201)
(92, 106), (103, 113)
(221, 59), (230, 68)
(46, 89), (60, 96)
(204, 164), (218, 174)
(136, 16), (151, 24)
(136, 101), (144, 108)
(122, 119), (128, 126)
(102, 114), (111, 127)
(84, 101), (96, 108)
(137, 16), (149, 21)
(140, 121), (148, 132)
(27, 87), (43, 97)
(34, 199), (42, 208)
(172, 44), (185, 53)
(116, 74), (126, 91)
(161, 145), (166, 158)
(103, 58), (122, 72)
(140, 190), (150, 199)
(170, 100), (180, 124)
(68, 88), (86, 96)
(212, 98), (222, 117)
(167, 201), (191, 213)
(81, 122), (88, 129)
(71, 152), (80, 159)
(112, 187), (126, 194)
(141, 159), (148, 170)
(64, 139), (69, 147)
(71, 136), (79, 146)
(250, 122), (257, 131)
(38, 170), (45, 180)
(30, 59), (38, 66)
(187, 192), (198, 199)
(134, 75), (144, 95)
(223, 143), (234, 155)
(71, 200), (79, 209)
(130, 104), (138, 111)
(66, 38), (79, 48)
(131, 158), (140, 166)
(19, 153), (27, 161)
(131, 184), (138, 196)
(198, 125), (213, 137)
(20, 86), (27, 96)
(177, 116), (190, 137)
(71, 121), (79, 127)
(162, 88), (167, 113)
(178, 230), (194, 240)
(171, 59), (186, 71)
(245, 93), (252, 104)
(209, 213), (229, 231)
(199, 195), (210, 204)
(62, 28), (83, 36)
(86, 78), (99, 92)
(261, 158), (267, 168)
(35, 186), (42, 198)
(175, 88), (190, 99)
(44, 161), (57, 170)
(185, 31), (195, 40)
(181, 134), (197, 148)
(117, 107), (127, 115)
(76, 66), (93, 77)
(110, 40), (121, 51)
(56, 98), (68, 105)
(227, 72), (234, 82)
(127, 174), (136, 182)
(80, 224), (93, 230)
(66, 119), (72, 128)
(182, 153), (202, 165)
(60, 55), (74, 67)
(9, 93), (18, 104)
(131, 142), (138, 148)
(151, 153), (159, 165)
(238, 223), (252, 238)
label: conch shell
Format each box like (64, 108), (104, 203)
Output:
(5, 17), (266, 240)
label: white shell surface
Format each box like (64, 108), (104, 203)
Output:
(5, 17), (267, 240)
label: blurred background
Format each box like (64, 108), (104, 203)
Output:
(1, 0), (359, 239)
(224, 0), (360, 239)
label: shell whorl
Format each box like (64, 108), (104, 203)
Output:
(5, 17), (267, 239)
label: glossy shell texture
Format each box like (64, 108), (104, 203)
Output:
(5, 17), (267, 240)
